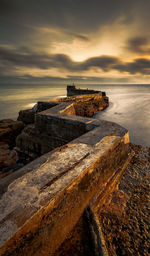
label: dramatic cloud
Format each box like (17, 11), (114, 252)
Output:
(127, 36), (150, 54)
(0, 46), (150, 76)
(0, 0), (150, 83)
(115, 58), (150, 75)
(0, 46), (119, 71)
(0, 0), (134, 32)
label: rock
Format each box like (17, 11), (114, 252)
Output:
(0, 142), (18, 168)
(17, 109), (35, 124)
(59, 94), (109, 117)
(0, 119), (24, 147)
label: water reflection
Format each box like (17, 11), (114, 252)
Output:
(0, 84), (66, 119)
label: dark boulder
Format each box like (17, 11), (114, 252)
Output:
(0, 119), (24, 147)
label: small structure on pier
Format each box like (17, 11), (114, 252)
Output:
(67, 84), (106, 97)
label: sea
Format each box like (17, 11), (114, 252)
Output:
(0, 83), (150, 147)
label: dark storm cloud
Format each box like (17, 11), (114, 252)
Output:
(115, 58), (150, 75)
(1, 0), (150, 59)
(0, 46), (150, 75)
(0, 46), (120, 71)
(127, 36), (150, 54)
(0, 0), (137, 37)
(82, 56), (120, 71)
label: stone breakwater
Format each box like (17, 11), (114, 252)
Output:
(16, 93), (109, 160)
(0, 88), (148, 256)
(67, 85), (106, 97)
(53, 144), (150, 256)
(0, 93), (108, 176)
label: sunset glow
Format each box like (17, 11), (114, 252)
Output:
(0, 0), (150, 84)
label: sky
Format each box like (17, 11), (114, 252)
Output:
(0, 0), (150, 84)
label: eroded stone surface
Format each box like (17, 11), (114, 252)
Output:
(0, 143), (92, 223)
(58, 93), (108, 117)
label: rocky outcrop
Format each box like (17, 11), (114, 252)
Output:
(0, 119), (24, 147)
(59, 94), (109, 117)
(0, 119), (24, 173)
(0, 142), (18, 174)
(17, 109), (35, 124)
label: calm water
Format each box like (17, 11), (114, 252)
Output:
(0, 84), (66, 119)
(0, 83), (150, 146)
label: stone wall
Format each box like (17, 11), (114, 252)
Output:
(0, 92), (132, 256)
(16, 94), (109, 158)
(0, 135), (130, 256)
(0, 92), (131, 255)
(67, 85), (106, 97)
